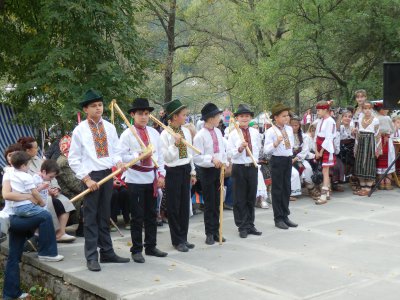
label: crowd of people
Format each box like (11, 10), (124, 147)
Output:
(1, 88), (399, 299)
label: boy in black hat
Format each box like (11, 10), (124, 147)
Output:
(119, 98), (168, 263)
(264, 103), (298, 230)
(227, 104), (262, 238)
(69, 89), (130, 271)
(193, 103), (227, 245)
(160, 99), (197, 252)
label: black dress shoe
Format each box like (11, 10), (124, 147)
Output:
(185, 241), (195, 249)
(205, 234), (215, 245)
(100, 254), (130, 263)
(239, 231), (248, 238)
(248, 227), (262, 235)
(174, 243), (189, 252)
(145, 247), (168, 257)
(213, 234), (226, 242)
(131, 252), (145, 263)
(283, 218), (298, 228)
(87, 260), (101, 272)
(275, 220), (289, 230)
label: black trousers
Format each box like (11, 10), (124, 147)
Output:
(270, 156), (292, 221)
(198, 167), (221, 235)
(111, 187), (130, 224)
(166, 164), (191, 246)
(232, 164), (258, 231)
(127, 183), (157, 253)
(83, 169), (115, 261)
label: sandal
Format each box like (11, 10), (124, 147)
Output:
(289, 197), (298, 201)
(315, 198), (328, 205)
(308, 187), (321, 200)
(315, 187), (328, 205)
(356, 189), (370, 196)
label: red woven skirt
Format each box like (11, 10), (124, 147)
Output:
(376, 135), (389, 170)
(316, 136), (336, 167)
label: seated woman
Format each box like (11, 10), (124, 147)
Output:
(56, 135), (85, 236)
(18, 137), (75, 242)
(2, 144), (63, 300)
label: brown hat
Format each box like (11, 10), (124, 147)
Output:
(271, 103), (291, 117)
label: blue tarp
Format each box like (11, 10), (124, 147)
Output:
(0, 103), (38, 168)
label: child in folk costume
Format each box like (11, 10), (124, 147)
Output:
(314, 101), (337, 205)
(290, 116), (319, 200)
(227, 104), (263, 238)
(353, 102), (381, 196)
(249, 121), (269, 209)
(69, 89), (130, 272)
(338, 109), (356, 185)
(160, 99), (197, 252)
(193, 103), (227, 245)
(374, 102), (396, 190)
(392, 116), (400, 176)
(119, 98), (168, 263)
(330, 111), (345, 192)
(264, 103), (298, 230)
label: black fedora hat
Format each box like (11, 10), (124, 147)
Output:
(201, 103), (223, 121)
(234, 104), (254, 117)
(80, 89), (103, 108)
(128, 98), (154, 114)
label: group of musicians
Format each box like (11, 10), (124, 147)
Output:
(68, 88), (400, 272)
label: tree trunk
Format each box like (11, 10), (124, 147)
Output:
(294, 83), (300, 115)
(164, 0), (176, 104)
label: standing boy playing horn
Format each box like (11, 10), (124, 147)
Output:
(193, 103), (227, 245)
(227, 104), (262, 238)
(119, 98), (168, 263)
(160, 99), (197, 252)
(264, 103), (298, 230)
(68, 89), (130, 272)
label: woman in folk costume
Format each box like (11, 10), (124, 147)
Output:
(353, 102), (381, 196)
(290, 116), (319, 200)
(392, 115), (400, 176)
(374, 102), (396, 190)
(68, 89), (130, 272)
(227, 104), (262, 238)
(193, 103), (227, 245)
(352, 89), (368, 128)
(264, 103), (298, 230)
(119, 98), (168, 263)
(314, 101), (337, 205)
(160, 99), (197, 252)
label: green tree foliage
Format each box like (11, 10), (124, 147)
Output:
(0, 0), (146, 129)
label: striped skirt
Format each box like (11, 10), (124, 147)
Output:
(354, 132), (376, 180)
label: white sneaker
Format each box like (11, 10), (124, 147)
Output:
(260, 200), (269, 209)
(38, 254), (64, 262)
(18, 292), (30, 299)
(56, 233), (76, 243)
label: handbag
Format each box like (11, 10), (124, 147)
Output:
(311, 161), (323, 185)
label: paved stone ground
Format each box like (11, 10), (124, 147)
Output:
(8, 188), (400, 299)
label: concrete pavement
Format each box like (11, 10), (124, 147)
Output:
(3, 188), (400, 299)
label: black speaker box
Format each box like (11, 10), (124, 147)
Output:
(384, 62), (400, 109)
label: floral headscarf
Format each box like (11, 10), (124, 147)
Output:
(59, 135), (72, 158)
